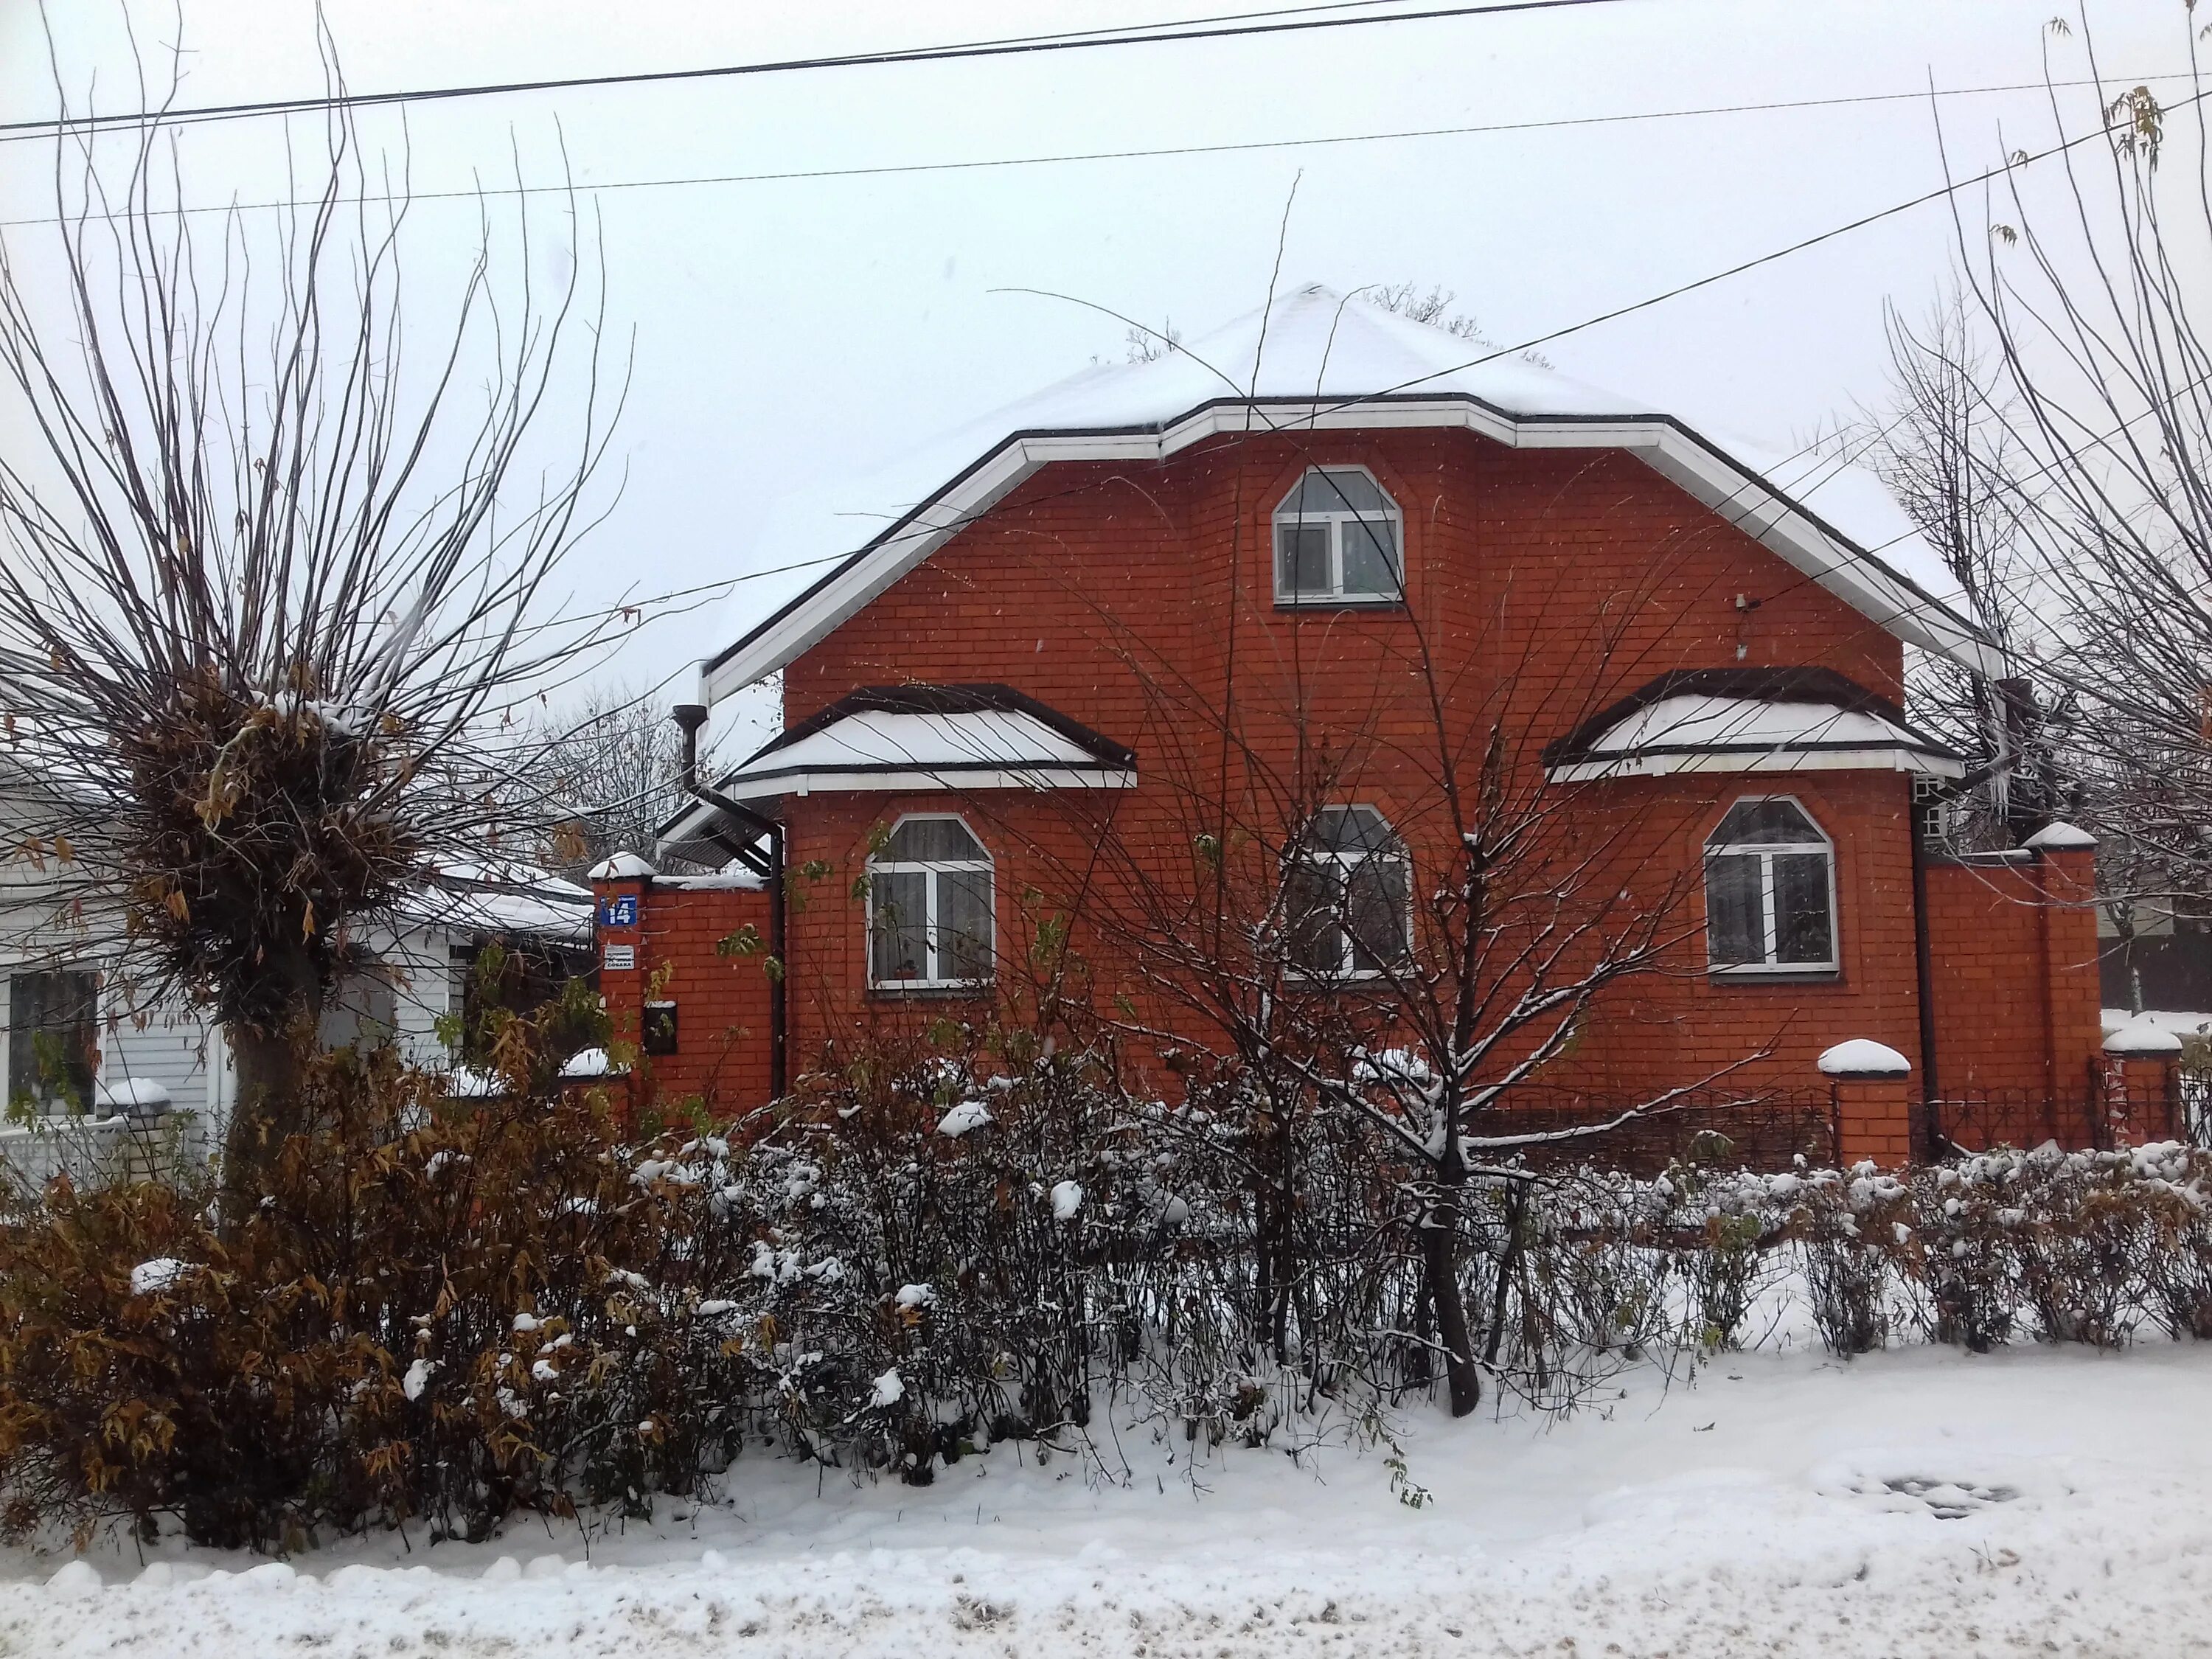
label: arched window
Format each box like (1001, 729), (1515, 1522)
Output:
(867, 815), (995, 989)
(1273, 467), (1402, 605)
(1704, 797), (1837, 975)
(1284, 806), (1411, 978)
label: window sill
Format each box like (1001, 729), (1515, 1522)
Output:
(866, 982), (994, 1003)
(1707, 967), (1843, 987)
(1273, 596), (1406, 613)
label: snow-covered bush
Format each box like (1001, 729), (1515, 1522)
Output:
(0, 985), (771, 1550)
(5, 977), (2209, 1557)
(1790, 1165), (1913, 1357)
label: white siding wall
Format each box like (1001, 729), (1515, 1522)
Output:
(366, 923), (463, 1071)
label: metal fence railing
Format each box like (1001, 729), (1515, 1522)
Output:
(1476, 1086), (1837, 1175)
(2182, 1068), (2212, 1149)
(1930, 1091), (2106, 1157)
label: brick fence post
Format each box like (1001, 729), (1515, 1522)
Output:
(1819, 1038), (1915, 1167)
(2023, 821), (2102, 1124)
(2102, 1015), (2183, 1145)
(586, 851), (656, 1123)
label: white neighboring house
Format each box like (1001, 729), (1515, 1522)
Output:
(0, 758), (594, 1139)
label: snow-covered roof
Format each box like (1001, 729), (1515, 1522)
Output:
(558, 1046), (630, 1080)
(678, 685), (1135, 821)
(1543, 669), (1964, 782)
(394, 859), (594, 945)
(700, 284), (1994, 703)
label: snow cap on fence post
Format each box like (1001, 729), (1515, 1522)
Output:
(94, 1078), (173, 1119)
(2103, 1015), (2184, 1057)
(1817, 1039), (1913, 1079)
(2022, 820), (2097, 852)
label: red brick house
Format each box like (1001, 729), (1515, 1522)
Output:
(598, 285), (2130, 1161)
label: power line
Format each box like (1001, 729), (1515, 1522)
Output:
(0, 0), (1636, 145)
(502, 87), (2191, 710)
(1309, 86), (2212, 481)
(4, 70), (2192, 232)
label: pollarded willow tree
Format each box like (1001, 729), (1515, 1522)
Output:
(0, 33), (626, 1203)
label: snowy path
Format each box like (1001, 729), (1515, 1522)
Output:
(7, 1343), (2211, 1656)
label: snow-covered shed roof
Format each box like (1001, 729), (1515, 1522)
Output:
(700, 284), (1995, 703)
(394, 859), (595, 945)
(1543, 669), (1965, 782)
(699, 684), (1135, 807)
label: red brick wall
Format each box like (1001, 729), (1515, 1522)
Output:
(591, 875), (774, 1116)
(765, 428), (1924, 1094)
(782, 432), (1907, 756)
(1924, 846), (2102, 1097)
(653, 425), (2086, 1127)
(1538, 771), (1925, 1097)
(768, 771), (1927, 1107)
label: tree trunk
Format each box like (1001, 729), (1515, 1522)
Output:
(1419, 1185), (1482, 1418)
(219, 945), (322, 1231)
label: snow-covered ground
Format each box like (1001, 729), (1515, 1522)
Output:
(8, 1342), (2212, 1656)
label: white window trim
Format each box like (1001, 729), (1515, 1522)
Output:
(1704, 793), (1840, 977)
(1272, 465), (1405, 606)
(1283, 806), (1413, 983)
(865, 813), (996, 990)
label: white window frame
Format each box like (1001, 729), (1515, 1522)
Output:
(865, 813), (995, 990)
(1272, 465), (1404, 606)
(1703, 794), (1840, 977)
(1283, 805), (1413, 982)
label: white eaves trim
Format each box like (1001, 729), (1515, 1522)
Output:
(716, 764), (1135, 804)
(1548, 746), (1965, 783)
(703, 397), (1999, 705)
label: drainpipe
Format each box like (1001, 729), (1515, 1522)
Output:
(1910, 778), (1941, 1160)
(672, 703), (786, 1102)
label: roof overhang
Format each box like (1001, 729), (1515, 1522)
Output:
(703, 394), (2001, 703)
(661, 684), (1135, 848)
(1543, 669), (1967, 785)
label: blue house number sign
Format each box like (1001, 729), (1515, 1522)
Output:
(599, 894), (639, 928)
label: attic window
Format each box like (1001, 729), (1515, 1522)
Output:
(1273, 467), (1402, 605)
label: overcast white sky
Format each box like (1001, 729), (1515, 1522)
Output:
(0, 0), (2196, 732)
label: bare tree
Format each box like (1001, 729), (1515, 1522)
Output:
(1861, 288), (2085, 853)
(861, 494), (1786, 1417)
(507, 685), (710, 878)
(1361, 281), (1487, 341)
(0, 28), (625, 1203)
(1360, 282), (1551, 366)
(1934, 18), (2212, 901)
